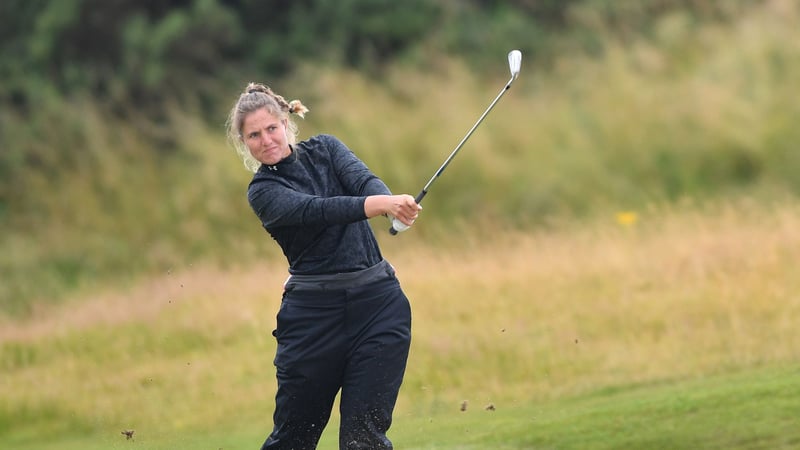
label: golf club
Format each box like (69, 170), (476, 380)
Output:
(390, 49), (523, 235)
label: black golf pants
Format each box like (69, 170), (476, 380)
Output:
(260, 275), (412, 450)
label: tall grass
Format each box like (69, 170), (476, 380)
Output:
(295, 0), (800, 217)
(2, 0), (800, 314)
(1, 199), (799, 447)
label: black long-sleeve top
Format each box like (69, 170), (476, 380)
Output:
(247, 134), (391, 275)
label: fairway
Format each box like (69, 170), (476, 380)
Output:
(3, 364), (798, 449)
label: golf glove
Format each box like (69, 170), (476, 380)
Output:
(390, 216), (411, 233)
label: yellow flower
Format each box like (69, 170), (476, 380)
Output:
(616, 211), (638, 227)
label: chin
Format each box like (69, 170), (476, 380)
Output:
(258, 154), (278, 165)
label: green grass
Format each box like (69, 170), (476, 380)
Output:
(3, 364), (797, 450)
(398, 365), (800, 449)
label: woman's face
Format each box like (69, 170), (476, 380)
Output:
(241, 108), (291, 166)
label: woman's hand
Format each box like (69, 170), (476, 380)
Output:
(365, 194), (422, 226)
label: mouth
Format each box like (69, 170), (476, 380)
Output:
(258, 146), (283, 163)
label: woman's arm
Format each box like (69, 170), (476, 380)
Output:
(248, 180), (367, 228)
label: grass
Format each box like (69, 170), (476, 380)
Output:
(2, 199), (799, 448)
(4, 0), (800, 315)
(397, 364), (800, 450)
(3, 364), (798, 449)
(3, 4), (799, 448)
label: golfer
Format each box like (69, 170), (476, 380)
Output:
(226, 82), (421, 450)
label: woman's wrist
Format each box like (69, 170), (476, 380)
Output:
(364, 195), (390, 219)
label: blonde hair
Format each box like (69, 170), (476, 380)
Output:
(226, 82), (309, 172)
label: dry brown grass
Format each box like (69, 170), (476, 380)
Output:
(2, 200), (799, 429)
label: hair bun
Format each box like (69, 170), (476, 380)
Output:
(288, 100), (309, 118)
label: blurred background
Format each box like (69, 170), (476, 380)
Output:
(4, 0), (798, 316)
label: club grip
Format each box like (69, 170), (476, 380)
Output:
(389, 217), (409, 235)
(389, 190), (427, 235)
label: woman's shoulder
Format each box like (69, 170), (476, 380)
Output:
(299, 134), (343, 149)
(297, 134), (350, 159)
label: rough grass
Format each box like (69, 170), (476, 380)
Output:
(2, 199), (799, 448)
(4, 0), (800, 315)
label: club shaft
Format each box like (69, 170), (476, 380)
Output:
(415, 77), (515, 204)
(389, 69), (519, 235)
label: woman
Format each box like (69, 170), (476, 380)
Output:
(226, 82), (421, 450)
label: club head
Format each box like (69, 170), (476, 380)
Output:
(508, 50), (522, 80)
